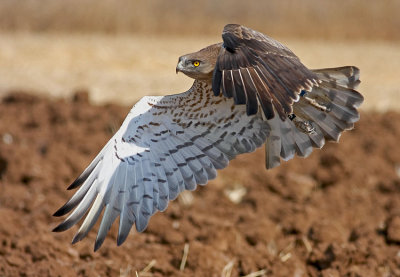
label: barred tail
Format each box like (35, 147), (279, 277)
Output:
(265, 66), (363, 169)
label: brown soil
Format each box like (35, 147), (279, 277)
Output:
(0, 91), (399, 277)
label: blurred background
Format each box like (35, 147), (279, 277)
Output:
(1, 1), (400, 276)
(0, 0), (399, 110)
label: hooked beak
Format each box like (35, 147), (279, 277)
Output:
(176, 56), (186, 74)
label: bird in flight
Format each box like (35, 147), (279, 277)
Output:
(53, 24), (363, 251)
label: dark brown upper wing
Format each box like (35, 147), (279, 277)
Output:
(212, 24), (319, 120)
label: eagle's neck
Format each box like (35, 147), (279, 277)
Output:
(160, 79), (216, 108)
(191, 79), (213, 94)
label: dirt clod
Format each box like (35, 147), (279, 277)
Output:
(386, 216), (400, 243)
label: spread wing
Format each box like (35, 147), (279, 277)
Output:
(53, 81), (269, 251)
(212, 24), (319, 120)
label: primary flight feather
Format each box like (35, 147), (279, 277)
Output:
(53, 24), (363, 251)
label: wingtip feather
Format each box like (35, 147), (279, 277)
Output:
(52, 222), (69, 232)
(117, 234), (128, 246)
(94, 239), (104, 252)
(53, 204), (70, 217)
(71, 233), (82, 245)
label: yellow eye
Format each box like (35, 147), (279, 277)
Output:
(193, 61), (200, 67)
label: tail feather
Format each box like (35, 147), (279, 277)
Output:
(279, 120), (296, 161)
(264, 66), (363, 169)
(313, 66), (361, 89)
(317, 82), (363, 108)
(292, 128), (313, 157)
(265, 116), (282, 169)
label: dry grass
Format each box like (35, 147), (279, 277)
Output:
(0, 0), (399, 41)
(0, 33), (399, 111)
(179, 243), (189, 271)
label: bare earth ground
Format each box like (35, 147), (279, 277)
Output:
(0, 92), (400, 276)
(0, 34), (399, 111)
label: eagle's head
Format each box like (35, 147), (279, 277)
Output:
(176, 43), (222, 81)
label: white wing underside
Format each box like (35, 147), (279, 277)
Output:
(55, 81), (270, 250)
